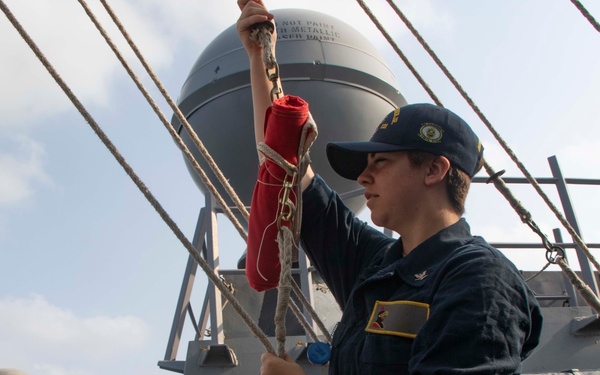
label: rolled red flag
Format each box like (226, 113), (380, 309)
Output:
(246, 95), (312, 291)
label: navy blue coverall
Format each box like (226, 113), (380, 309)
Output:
(300, 175), (543, 374)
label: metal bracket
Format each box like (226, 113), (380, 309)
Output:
(197, 344), (238, 367)
(157, 360), (185, 373)
(571, 314), (600, 336)
(288, 342), (310, 363)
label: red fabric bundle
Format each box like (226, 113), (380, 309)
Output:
(246, 95), (310, 291)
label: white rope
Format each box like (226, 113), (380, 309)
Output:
(250, 19), (331, 352)
(359, 0), (600, 309)
(76, 0), (249, 241)
(0, 0), (276, 354)
(85, 0), (340, 349)
(97, 0), (250, 224)
(374, 0), (600, 274)
(275, 227), (294, 357)
(556, 257), (600, 314)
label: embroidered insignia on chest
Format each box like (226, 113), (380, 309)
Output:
(414, 270), (428, 281)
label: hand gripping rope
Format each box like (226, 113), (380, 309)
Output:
(249, 23), (332, 358)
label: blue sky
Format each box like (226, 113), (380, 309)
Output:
(1, 1), (599, 374)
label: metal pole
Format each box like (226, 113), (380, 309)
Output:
(548, 155), (599, 296)
(552, 228), (579, 306)
(163, 208), (207, 361)
(205, 193), (225, 343)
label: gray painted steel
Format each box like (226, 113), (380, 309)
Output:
(162, 270), (600, 374)
(163, 8), (600, 375)
(158, 157), (600, 374)
(548, 156), (600, 295)
(171, 9), (407, 220)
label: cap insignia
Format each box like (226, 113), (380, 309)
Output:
(419, 123), (443, 143)
(391, 108), (400, 124)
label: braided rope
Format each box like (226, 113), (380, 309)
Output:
(0, 0), (275, 355)
(556, 257), (600, 314)
(257, 146), (332, 344)
(91, 0), (336, 352)
(570, 0), (600, 33)
(259, 114), (332, 353)
(288, 115), (332, 344)
(485, 161), (600, 309)
(258, 144), (297, 176)
(290, 276), (332, 343)
(250, 21), (332, 352)
(355, 0), (443, 107)
(275, 227), (294, 357)
(97, 0), (250, 224)
(261, 136), (333, 343)
(250, 24), (282, 100)
(288, 297), (319, 343)
(76, 0), (249, 241)
(379, 0), (600, 275)
(483, 161), (532, 222)
(251, 25), (277, 70)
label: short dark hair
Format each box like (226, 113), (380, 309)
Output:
(407, 150), (483, 215)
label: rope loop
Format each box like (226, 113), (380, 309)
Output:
(275, 226), (294, 357)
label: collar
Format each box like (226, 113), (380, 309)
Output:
(385, 218), (474, 287)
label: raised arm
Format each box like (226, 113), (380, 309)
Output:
(237, 0), (315, 189)
(236, 0), (277, 147)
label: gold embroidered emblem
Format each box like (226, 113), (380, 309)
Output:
(391, 108), (400, 124)
(418, 123), (443, 143)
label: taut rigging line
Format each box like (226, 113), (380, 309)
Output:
(0, 0), (278, 355)
(357, 0), (600, 313)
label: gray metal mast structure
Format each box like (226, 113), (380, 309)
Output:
(157, 8), (600, 375)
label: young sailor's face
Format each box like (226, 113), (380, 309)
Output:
(357, 151), (423, 232)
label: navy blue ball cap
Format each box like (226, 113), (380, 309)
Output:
(326, 103), (484, 180)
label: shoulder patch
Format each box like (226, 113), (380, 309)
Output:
(365, 300), (430, 338)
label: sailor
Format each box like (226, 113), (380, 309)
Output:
(237, 1), (543, 374)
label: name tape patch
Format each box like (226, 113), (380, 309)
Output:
(365, 300), (430, 338)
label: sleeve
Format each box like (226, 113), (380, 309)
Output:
(300, 175), (395, 309)
(409, 247), (543, 374)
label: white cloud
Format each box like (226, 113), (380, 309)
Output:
(0, 294), (150, 374)
(0, 0), (175, 127)
(0, 135), (51, 206)
(32, 364), (90, 375)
